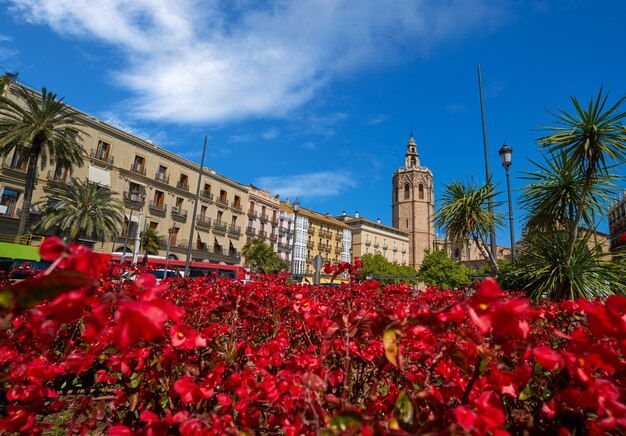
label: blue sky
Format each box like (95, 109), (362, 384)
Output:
(1, 0), (625, 246)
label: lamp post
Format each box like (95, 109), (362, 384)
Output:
(290, 198), (300, 281)
(121, 188), (139, 264)
(499, 142), (516, 260)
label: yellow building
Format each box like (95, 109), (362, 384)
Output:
(281, 200), (352, 278)
(0, 84), (247, 264)
(336, 212), (409, 265)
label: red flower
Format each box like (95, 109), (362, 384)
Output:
(44, 289), (87, 323)
(534, 346), (561, 370)
(0, 406), (35, 433)
(114, 300), (183, 348)
(454, 406), (475, 431)
(170, 323), (199, 349)
(173, 377), (207, 404)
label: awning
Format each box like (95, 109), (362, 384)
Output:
(125, 213), (139, 223)
(213, 235), (230, 249)
(88, 166), (111, 187)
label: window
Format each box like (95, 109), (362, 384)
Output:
(217, 210), (224, 223)
(200, 205), (207, 219)
(156, 165), (168, 182)
(231, 216), (237, 226)
(404, 183), (410, 200)
(10, 149), (26, 170)
(454, 248), (460, 261)
(175, 197), (184, 208)
(419, 184), (424, 200)
(97, 140), (111, 160)
(0, 189), (20, 217)
(132, 156), (145, 173)
(153, 190), (164, 208)
(171, 227), (180, 246)
(203, 183), (211, 193)
(234, 195), (241, 208)
(219, 189), (227, 202)
(149, 221), (158, 231)
(406, 219), (409, 229)
(178, 174), (189, 190)
(52, 165), (69, 181)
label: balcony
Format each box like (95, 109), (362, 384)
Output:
(247, 209), (257, 218)
(216, 198), (229, 208)
(393, 246), (398, 252)
(335, 233), (343, 241)
(196, 215), (212, 228)
(232, 203), (243, 212)
(200, 190), (213, 201)
(278, 242), (290, 250)
(374, 242), (380, 249)
(319, 230), (332, 238)
(228, 224), (242, 236)
(269, 232), (277, 241)
(278, 226), (289, 234)
(246, 227), (256, 236)
(124, 191), (145, 205)
(130, 164), (146, 176)
(365, 240), (371, 246)
(306, 240), (314, 249)
(154, 172), (169, 184)
(149, 200), (167, 213)
(258, 230), (267, 238)
(171, 207), (188, 221)
(260, 214), (269, 223)
(176, 181), (189, 191)
(90, 149), (114, 165)
(213, 220), (227, 233)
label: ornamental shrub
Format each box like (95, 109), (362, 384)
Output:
(1, 237), (626, 434)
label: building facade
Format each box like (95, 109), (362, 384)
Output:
(337, 212), (409, 265)
(391, 135), (435, 269)
(281, 201), (352, 278)
(609, 191), (626, 253)
(245, 185), (281, 251)
(0, 84), (248, 264)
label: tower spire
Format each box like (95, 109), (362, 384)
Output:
(404, 133), (419, 168)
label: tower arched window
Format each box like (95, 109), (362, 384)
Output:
(404, 183), (410, 200)
(418, 184), (424, 200)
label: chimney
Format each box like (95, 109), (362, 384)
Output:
(342, 211), (346, 217)
(355, 211), (359, 218)
(377, 218), (381, 224)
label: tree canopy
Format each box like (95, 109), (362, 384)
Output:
(418, 249), (469, 290)
(241, 238), (287, 274)
(358, 253), (418, 285)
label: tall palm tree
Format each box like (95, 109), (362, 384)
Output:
(434, 179), (504, 275)
(539, 90), (626, 264)
(0, 85), (85, 235)
(242, 237), (287, 274)
(34, 178), (124, 242)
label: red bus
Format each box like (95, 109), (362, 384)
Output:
(110, 254), (248, 280)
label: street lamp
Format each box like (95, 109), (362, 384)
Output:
(290, 198), (300, 280)
(499, 142), (516, 260)
(121, 188), (139, 264)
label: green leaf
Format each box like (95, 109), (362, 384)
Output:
(393, 390), (416, 429)
(0, 270), (95, 307)
(328, 411), (363, 434)
(383, 327), (401, 368)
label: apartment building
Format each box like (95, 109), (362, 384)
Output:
(281, 201), (352, 277)
(246, 185), (281, 250)
(0, 85), (248, 264)
(609, 191), (626, 253)
(337, 212), (409, 265)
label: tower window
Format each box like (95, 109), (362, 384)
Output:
(419, 184), (424, 200)
(404, 183), (410, 200)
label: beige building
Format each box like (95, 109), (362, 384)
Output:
(0, 84), (247, 264)
(337, 212), (409, 265)
(281, 201), (352, 278)
(246, 185), (281, 251)
(609, 191), (626, 253)
(392, 135), (435, 269)
(433, 236), (511, 270)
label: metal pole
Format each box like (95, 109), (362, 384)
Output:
(505, 166), (516, 260)
(164, 230), (172, 278)
(131, 204), (144, 265)
(121, 206), (133, 264)
(477, 64), (497, 262)
(184, 136), (207, 277)
(290, 212), (298, 279)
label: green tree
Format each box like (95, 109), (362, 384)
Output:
(359, 253), (418, 285)
(34, 178), (124, 242)
(242, 238), (287, 274)
(0, 86), (86, 235)
(512, 89), (626, 299)
(418, 249), (468, 289)
(434, 180), (504, 276)
(141, 228), (163, 263)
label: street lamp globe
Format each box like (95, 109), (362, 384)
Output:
(293, 198), (300, 213)
(130, 188), (139, 203)
(499, 142), (513, 169)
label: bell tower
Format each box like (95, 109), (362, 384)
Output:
(392, 133), (435, 269)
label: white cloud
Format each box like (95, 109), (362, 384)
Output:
(367, 114), (388, 125)
(261, 127), (279, 140)
(8, 0), (509, 123)
(255, 171), (357, 199)
(0, 34), (12, 42)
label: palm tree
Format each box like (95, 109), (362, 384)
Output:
(434, 179), (504, 275)
(242, 237), (287, 274)
(141, 229), (163, 263)
(0, 85), (85, 235)
(535, 88), (626, 295)
(539, 90), (626, 259)
(34, 177), (124, 242)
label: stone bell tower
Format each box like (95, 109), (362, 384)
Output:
(392, 133), (435, 269)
